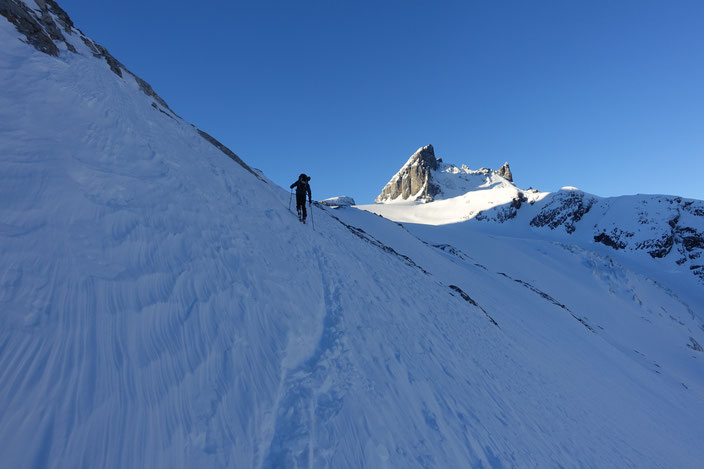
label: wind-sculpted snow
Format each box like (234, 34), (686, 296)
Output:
(2, 2), (704, 468)
(333, 207), (704, 466)
(496, 273), (595, 332)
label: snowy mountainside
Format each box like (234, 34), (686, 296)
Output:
(2, 2), (704, 469)
(330, 204), (704, 461)
(332, 205), (704, 383)
(364, 146), (704, 285)
(472, 188), (704, 285)
(359, 186), (546, 226)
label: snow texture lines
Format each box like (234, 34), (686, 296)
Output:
(262, 247), (350, 469)
(328, 214), (429, 275)
(497, 272), (595, 333)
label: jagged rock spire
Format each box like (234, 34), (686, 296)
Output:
(497, 162), (513, 182)
(375, 145), (441, 203)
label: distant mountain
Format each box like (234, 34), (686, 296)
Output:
(375, 144), (515, 203)
(476, 188), (704, 282)
(364, 145), (704, 283)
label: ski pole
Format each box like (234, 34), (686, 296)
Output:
(289, 188), (293, 212)
(310, 201), (315, 231)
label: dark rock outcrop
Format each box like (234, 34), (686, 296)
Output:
(594, 231), (628, 250)
(1, 0), (61, 55)
(497, 162), (513, 182)
(530, 190), (594, 234)
(197, 130), (262, 180)
(629, 200), (704, 276)
(687, 337), (703, 352)
(637, 232), (675, 258)
(375, 145), (440, 202)
(476, 192), (527, 223)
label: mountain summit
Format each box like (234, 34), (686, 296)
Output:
(375, 145), (514, 203)
(375, 145), (440, 202)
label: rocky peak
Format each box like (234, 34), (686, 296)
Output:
(375, 145), (440, 203)
(497, 162), (513, 182)
(414, 144), (439, 171)
(375, 145), (518, 203)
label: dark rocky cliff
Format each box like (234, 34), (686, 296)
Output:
(375, 145), (440, 203)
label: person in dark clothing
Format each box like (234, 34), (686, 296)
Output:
(290, 173), (312, 223)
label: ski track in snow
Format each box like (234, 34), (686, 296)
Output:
(262, 246), (347, 468)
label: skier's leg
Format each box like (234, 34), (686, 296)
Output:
(296, 194), (306, 221)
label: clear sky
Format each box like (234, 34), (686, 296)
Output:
(61, 0), (704, 203)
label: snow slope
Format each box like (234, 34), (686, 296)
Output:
(2, 2), (704, 468)
(358, 184), (545, 225)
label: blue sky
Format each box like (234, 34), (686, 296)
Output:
(62, 0), (704, 203)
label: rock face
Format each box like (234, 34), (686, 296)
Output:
(530, 189), (595, 234)
(0, 0), (71, 56)
(376, 145), (440, 203)
(0, 0), (260, 179)
(497, 162), (513, 182)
